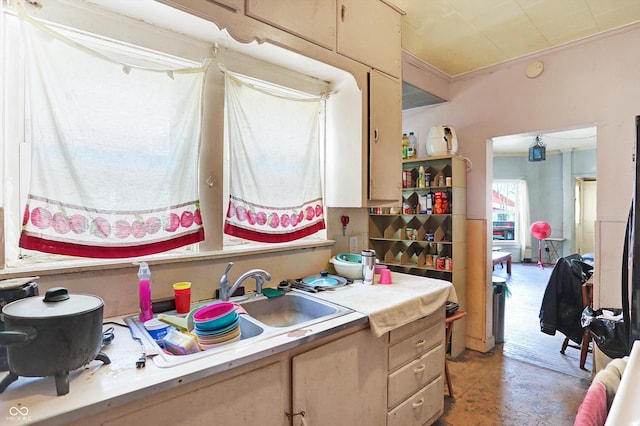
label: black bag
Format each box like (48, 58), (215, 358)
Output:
(581, 306), (629, 359)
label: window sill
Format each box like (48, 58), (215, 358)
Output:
(0, 240), (335, 279)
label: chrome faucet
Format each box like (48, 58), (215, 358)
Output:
(218, 262), (272, 301)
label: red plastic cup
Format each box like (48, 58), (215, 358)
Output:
(173, 282), (192, 314)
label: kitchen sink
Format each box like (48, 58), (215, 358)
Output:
(124, 290), (353, 368)
(240, 291), (345, 327)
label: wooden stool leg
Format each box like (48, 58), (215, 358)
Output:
(445, 359), (454, 398)
(445, 321), (455, 398)
(580, 331), (591, 370)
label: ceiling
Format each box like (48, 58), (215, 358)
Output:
(492, 126), (596, 155)
(387, 0), (640, 77)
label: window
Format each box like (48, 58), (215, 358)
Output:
(222, 70), (326, 244)
(492, 181), (519, 241)
(1, 2), (337, 269)
(18, 11), (205, 259)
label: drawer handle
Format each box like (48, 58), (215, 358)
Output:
(341, 4), (346, 21)
(373, 128), (379, 142)
(415, 339), (426, 347)
(412, 398), (424, 408)
(413, 364), (425, 373)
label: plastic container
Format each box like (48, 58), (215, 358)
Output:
(137, 262), (153, 322)
(418, 166), (425, 188)
(402, 133), (409, 159)
(408, 132), (418, 158)
(144, 318), (171, 342)
(162, 328), (200, 355)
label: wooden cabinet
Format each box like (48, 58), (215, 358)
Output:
(369, 155), (467, 356)
(98, 361), (289, 426)
(245, 0), (336, 50)
(369, 69), (402, 203)
(386, 309), (445, 426)
(337, 0), (402, 78)
(79, 328), (386, 425)
(157, 0), (243, 17)
(292, 328), (387, 425)
(325, 66), (401, 207)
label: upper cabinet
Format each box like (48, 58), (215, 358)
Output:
(245, 0), (336, 50)
(337, 0), (402, 79)
(158, 0), (244, 17)
(370, 70), (402, 202)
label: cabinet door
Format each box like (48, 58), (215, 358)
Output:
(158, 0), (243, 16)
(337, 0), (401, 78)
(102, 362), (288, 426)
(246, 0), (336, 49)
(369, 69), (402, 203)
(292, 330), (387, 425)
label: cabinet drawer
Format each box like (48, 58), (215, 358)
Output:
(389, 309), (444, 345)
(388, 321), (443, 371)
(388, 343), (444, 409)
(387, 375), (444, 426)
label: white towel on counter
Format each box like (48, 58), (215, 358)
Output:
(313, 272), (457, 337)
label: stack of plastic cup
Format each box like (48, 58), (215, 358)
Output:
(173, 282), (192, 314)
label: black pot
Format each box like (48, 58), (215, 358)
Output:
(0, 280), (39, 371)
(0, 287), (110, 396)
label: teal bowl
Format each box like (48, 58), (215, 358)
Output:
(334, 253), (362, 264)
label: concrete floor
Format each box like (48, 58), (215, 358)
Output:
(434, 262), (591, 425)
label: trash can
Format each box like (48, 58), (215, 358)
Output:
(493, 277), (507, 344)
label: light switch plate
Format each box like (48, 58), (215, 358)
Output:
(349, 236), (357, 253)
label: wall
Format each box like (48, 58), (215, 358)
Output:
(402, 24), (640, 310)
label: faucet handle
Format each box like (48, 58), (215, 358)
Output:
(220, 262), (233, 286)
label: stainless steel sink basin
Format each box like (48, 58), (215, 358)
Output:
(124, 291), (354, 368)
(240, 291), (347, 327)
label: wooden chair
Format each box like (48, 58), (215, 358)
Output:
(560, 280), (593, 370)
(444, 310), (467, 398)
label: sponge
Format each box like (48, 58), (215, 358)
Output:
(262, 288), (284, 298)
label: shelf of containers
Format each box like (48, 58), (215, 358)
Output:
(369, 154), (466, 282)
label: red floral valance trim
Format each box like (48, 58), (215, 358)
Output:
(19, 230), (204, 259)
(19, 197), (205, 258)
(223, 198), (325, 243)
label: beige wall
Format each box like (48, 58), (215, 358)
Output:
(403, 23), (640, 310)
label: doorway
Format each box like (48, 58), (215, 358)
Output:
(575, 178), (596, 255)
(491, 126), (596, 372)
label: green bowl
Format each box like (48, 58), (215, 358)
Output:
(334, 253), (362, 264)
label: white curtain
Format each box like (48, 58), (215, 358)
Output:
(18, 7), (206, 258)
(517, 179), (532, 261)
(223, 70), (325, 242)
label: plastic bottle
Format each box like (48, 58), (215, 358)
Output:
(414, 131), (427, 158)
(138, 262), (153, 322)
(418, 166), (425, 188)
(402, 133), (409, 159)
(426, 191), (433, 214)
(408, 132), (418, 158)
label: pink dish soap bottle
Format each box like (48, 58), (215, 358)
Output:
(138, 262), (153, 322)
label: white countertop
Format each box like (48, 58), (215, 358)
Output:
(0, 273), (454, 425)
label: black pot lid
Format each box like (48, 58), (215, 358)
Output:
(2, 287), (103, 319)
(302, 271), (348, 288)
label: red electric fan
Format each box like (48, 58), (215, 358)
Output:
(530, 221), (551, 268)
